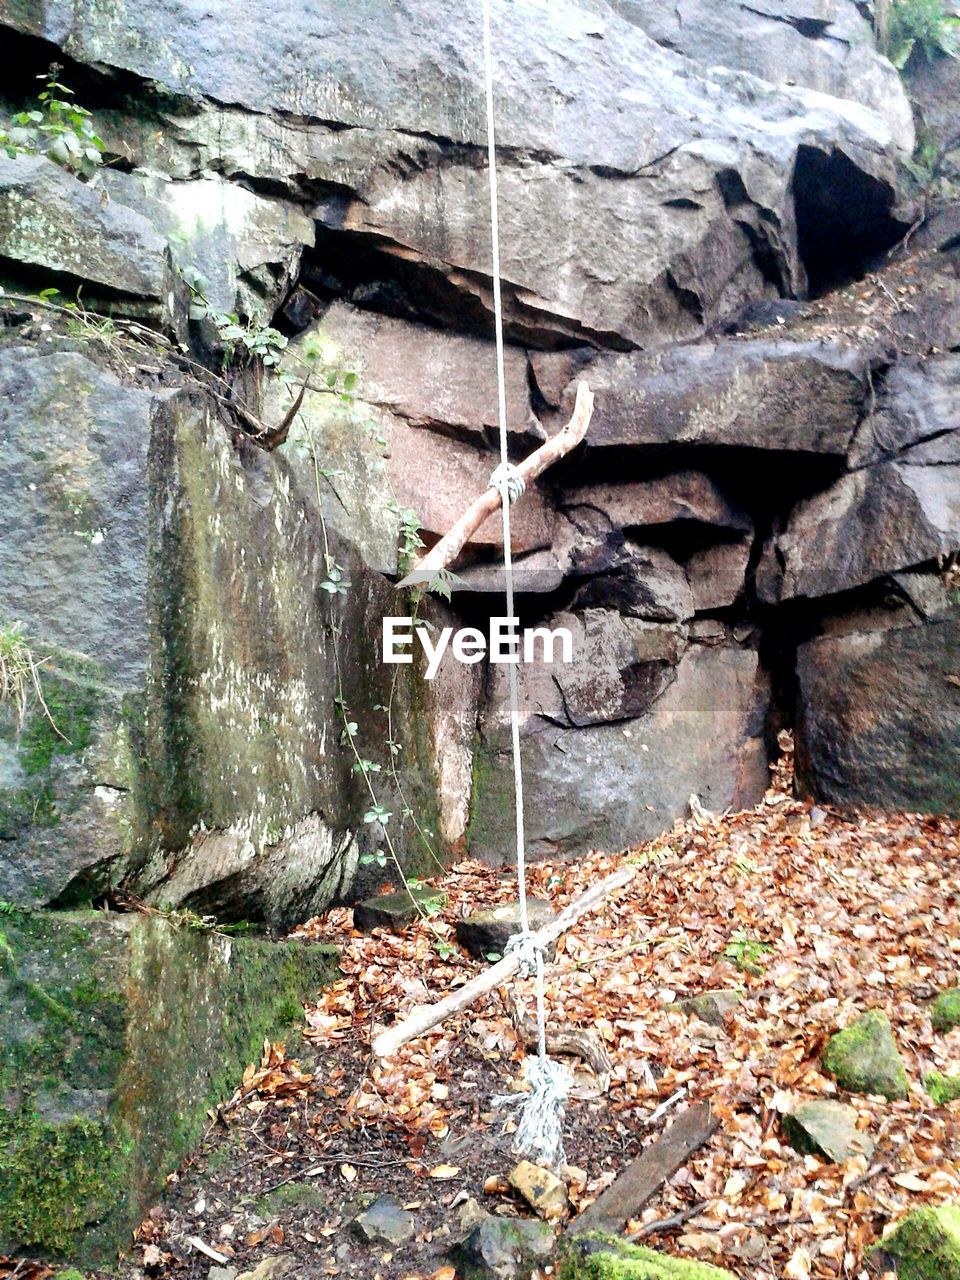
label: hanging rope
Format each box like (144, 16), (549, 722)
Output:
(480, 0), (571, 1171)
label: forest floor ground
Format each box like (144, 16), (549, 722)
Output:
(59, 746), (960, 1280)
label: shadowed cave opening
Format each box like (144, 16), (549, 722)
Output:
(793, 145), (909, 295)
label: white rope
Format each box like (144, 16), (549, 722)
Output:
(481, 0), (570, 1171)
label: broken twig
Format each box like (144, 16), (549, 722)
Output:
(397, 379), (594, 586)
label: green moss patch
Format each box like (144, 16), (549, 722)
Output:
(874, 1204), (960, 1280)
(925, 1072), (960, 1106)
(257, 1182), (328, 1218)
(560, 1234), (737, 1279)
(932, 989), (960, 1033)
(0, 909), (338, 1264)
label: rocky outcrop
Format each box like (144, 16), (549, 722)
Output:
(2, 0), (911, 345)
(0, 0), (954, 886)
(0, 340), (463, 922)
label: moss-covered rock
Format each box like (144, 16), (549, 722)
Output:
(821, 1010), (909, 1100)
(873, 1204), (960, 1279)
(677, 991), (741, 1027)
(560, 1233), (737, 1279)
(450, 1213), (556, 1279)
(931, 989), (960, 1033)
(925, 1072), (960, 1106)
(0, 908), (337, 1265)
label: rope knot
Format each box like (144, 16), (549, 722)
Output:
(503, 929), (546, 979)
(488, 461), (525, 505)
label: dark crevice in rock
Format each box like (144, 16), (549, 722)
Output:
(300, 222), (632, 352)
(740, 6), (838, 42)
(0, 254), (152, 310)
(792, 146), (908, 295)
(0, 23), (199, 116)
(664, 268), (705, 327)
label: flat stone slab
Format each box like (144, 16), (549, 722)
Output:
(782, 1100), (875, 1163)
(353, 886), (441, 932)
(351, 1193), (415, 1247)
(455, 898), (557, 961)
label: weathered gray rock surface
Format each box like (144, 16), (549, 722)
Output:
(796, 610), (960, 816)
(472, 639), (769, 859)
(610, 0), (914, 149)
(0, 341), (460, 920)
(2, 0), (910, 347)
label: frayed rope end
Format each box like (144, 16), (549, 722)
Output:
(493, 1053), (571, 1171)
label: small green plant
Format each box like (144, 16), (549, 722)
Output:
(0, 622), (65, 740)
(0, 66), (105, 178)
(881, 0), (960, 68)
(386, 500), (425, 572)
(724, 929), (773, 974)
(187, 279), (288, 368)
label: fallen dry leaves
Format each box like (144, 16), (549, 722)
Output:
(282, 744), (960, 1278)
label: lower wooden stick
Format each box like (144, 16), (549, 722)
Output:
(370, 863), (636, 1058)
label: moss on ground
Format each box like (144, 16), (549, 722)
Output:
(257, 1182), (328, 1218)
(925, 1072), (960, 1105)
(561, 1234), (737, 1279)
(932, 989), (960, 1032)
(820, 1009), (909, 1100)
(873, 1204), (960, 1279)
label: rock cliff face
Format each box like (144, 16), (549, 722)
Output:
(0, 0), (957, 914)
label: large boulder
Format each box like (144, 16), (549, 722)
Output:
(0, 338), (466, 921)
(471, 636), (769, 859)
(1, 0), (909, 346)
(0, 907), (337, 1263)
(796, 609), (960, 815)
